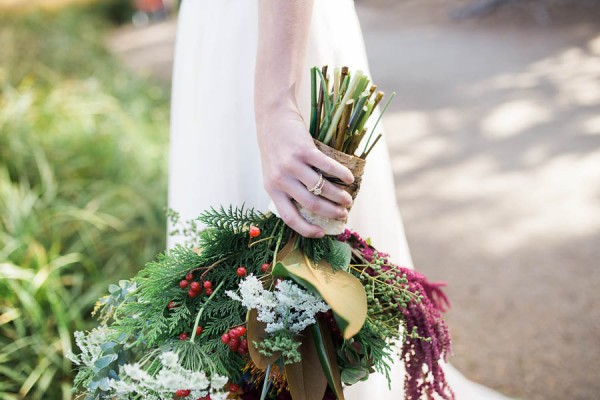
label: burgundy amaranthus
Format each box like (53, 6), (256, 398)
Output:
(339, 230), (455, 400)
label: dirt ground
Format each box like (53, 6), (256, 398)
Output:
(108, 2), (600, 399)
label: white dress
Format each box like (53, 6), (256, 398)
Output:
(168, 1), (510, 399)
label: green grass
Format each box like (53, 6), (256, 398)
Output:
(0, 7), (169, 399)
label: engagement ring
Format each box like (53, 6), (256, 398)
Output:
(307, 172), (325, 196)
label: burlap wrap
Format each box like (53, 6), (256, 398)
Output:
(295, 139), (366, 235)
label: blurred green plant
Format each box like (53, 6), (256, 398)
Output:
(0, 7), (169, 399)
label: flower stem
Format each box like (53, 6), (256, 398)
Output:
(190, 281), (225, 342)
(260, 363), (273, 400)
(270, 224), (286, 267)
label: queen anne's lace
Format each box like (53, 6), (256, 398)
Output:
(108, 352), (228, 400)
(227, 275), (330, 334)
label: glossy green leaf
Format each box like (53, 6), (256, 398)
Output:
(341, 367), (369, 385)
(273, 246), (367, 339)
(311, 319), (345, 399)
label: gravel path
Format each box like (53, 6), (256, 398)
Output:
(108, 3), (600, 399)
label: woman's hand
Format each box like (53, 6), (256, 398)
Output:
(255, 0), (353, 237)
(257, 105), (354, 238)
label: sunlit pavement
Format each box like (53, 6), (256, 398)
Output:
(108, 3), (600, 399)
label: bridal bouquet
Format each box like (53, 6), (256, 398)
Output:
(69, 67), (454, 400)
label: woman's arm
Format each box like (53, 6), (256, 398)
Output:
(255, 0), (354, 238)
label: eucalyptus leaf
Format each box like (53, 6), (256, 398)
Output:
(97, 377), (111, 391)
(94, 354), (117, 370)
(100, 341), (117, 352)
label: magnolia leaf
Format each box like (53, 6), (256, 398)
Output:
(312, 318), (345, 399)
(273, 246), (367, 339)
(284, 329), (328, 400)
(276, 239), (297, 262)
(246, 309), (279, 370)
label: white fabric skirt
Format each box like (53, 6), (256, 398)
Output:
(168, 1), (510, 399)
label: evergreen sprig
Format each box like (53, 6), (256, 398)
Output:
(198, 205), (268, 232)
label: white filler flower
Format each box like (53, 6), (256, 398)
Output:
(227, 275), (330, 334)
(109, 351), (228, 400)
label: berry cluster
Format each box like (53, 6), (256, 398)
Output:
(338, 229), (453, 400)
(221, 326), (248, 355)
(179, 272), (214, 298)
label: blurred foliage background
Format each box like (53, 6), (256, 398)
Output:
(0, 1), (169, 398)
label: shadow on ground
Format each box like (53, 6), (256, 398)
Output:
(358, 2), (600, 399)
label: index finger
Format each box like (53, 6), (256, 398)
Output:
(304, 148), (354, 185)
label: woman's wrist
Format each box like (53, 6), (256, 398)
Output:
(255, 89), (302, 131)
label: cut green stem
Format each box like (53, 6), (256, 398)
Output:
(259, 363), (273, 400)
(190, 280), (225, 342)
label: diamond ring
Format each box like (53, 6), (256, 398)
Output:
(307, 172), (325, 196)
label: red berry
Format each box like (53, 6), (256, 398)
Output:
(221, 333), (230, 344)
(240, 338), (248, 348)
(167, 301), (176, 309)
(195, 326), (203, 335)
(249, 226), (260, 238)
(229, 383), (240, 392)
(204, 288), (213, 296)
(188, 289), (199, 298)
(228, 342), (239, 352)
(236, 267), (247, 277)
(186, 272), (194, 281)
(237, 346), (248, 355)
(228, 337), (240, 351)
(234, 326), (246, 336)
(175, 389), (191, 397)
(179, 280), (189, 289)
(179, 333), (189, 340)
(228, 329), (238, 338)
(261, 263), (270, 272)
(203, 281), (212, 289)
(190, 281), (201, 291)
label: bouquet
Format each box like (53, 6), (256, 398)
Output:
(69, 67), (454, 400)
